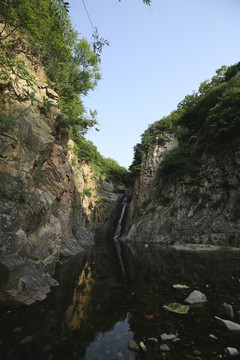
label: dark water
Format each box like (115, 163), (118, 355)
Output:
(1, 241), (240, 360)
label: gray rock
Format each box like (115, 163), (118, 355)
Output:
(215, 316), (240, 331)
(146, 337), (158, 344)
(185, 290), (207, 304)
(160, 344), (170, 351)
(0, 214), (21, 233)
(0, 230), (29, 256)
(225, 347), (240, 356)
(128, 340), (139, 352)
(209, 334), (218, 340)
(139, 341), (147, 352)
(0, 254), (58, 305)
(221, 302), (234, 319)
(43, 249), (60, 275)
(0, 254), (25, 288)
(61, 233), (93, 257)
(160, 333), (177, 341)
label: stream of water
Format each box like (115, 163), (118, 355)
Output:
(113, 196), (128, 279)
(0, 242), (240, 360)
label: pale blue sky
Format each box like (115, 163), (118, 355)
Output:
(68, 0), (240, 169)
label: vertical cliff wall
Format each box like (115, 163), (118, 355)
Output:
(124, 138), (240, 248)
(0, 39), (124, 305)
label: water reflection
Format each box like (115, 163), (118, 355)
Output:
(0, 242), (240, 360)
(65, 261), (94, 332)
(84, 315), (134, 360)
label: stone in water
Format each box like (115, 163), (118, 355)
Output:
(225, 347), (240, 356)
(160, 333), (177, 341)
(139, 341), (147, 352)
(163, 303), (189, 314)
(215, 316), (240, 331)
(185, 290), (207, 304)
(128, 340), (139, 352)
(173, 284), (189, 289)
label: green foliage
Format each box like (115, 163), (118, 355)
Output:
(72, 134), (130, 186)
(82, 187), (93, 197)
(38, 200), (51, 223)
(141, 198), (152, 210)
(157, 145), (200, 181)
(129, 110), (182, 176)
(0, 0), (107, 135)
(103, 157), (130, 185)
(130, 61), (240, 181)
(38, 96), (57, 114)
(129, 143), (143, 175)
(71, 156), (78, 166)
(0, 103), (16, 132)
(0, 0), (131, 188)
(14, 189), (28, 204)
(141, 110), (181, 153)
(33, 169), (47, 185)
(72, 202), (78, 213)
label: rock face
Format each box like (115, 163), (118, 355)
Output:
(124, 137), (240, 247)
(0, 36), (124, 305)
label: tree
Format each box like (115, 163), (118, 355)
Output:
(0, 0), (107, 134)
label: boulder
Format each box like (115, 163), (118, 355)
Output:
(214, 316), (240, 331)
(160, 333), (177, 341)
(225, 347), (240, 356)
(185, 290), (207, 304)
(221, 302), (234, 319)
(146, 337), (158, 344)
(139, 341), (147, 352)
(0, 254), (25, 288)
(160, 344), (170, 351)
(128, 340), (139, 352)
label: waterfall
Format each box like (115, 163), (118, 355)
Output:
(113, 196), (127, 279)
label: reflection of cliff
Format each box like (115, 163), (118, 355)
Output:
(64, 262), (94, 332)
(54, 244), (130, 353)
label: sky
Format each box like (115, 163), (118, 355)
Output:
(68, 0), (240, 169)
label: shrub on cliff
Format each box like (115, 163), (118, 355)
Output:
(72, 135), (130, 186)
(0, 0), (107, 135)
(130, 62), (240, 179)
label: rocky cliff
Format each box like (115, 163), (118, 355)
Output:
(0, 37), (124, 305)
(124, 136), (240, 248)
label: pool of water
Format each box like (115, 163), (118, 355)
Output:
(0, 242), (240, 360)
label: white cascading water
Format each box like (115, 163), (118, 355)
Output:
(113, 196), (127, 279)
